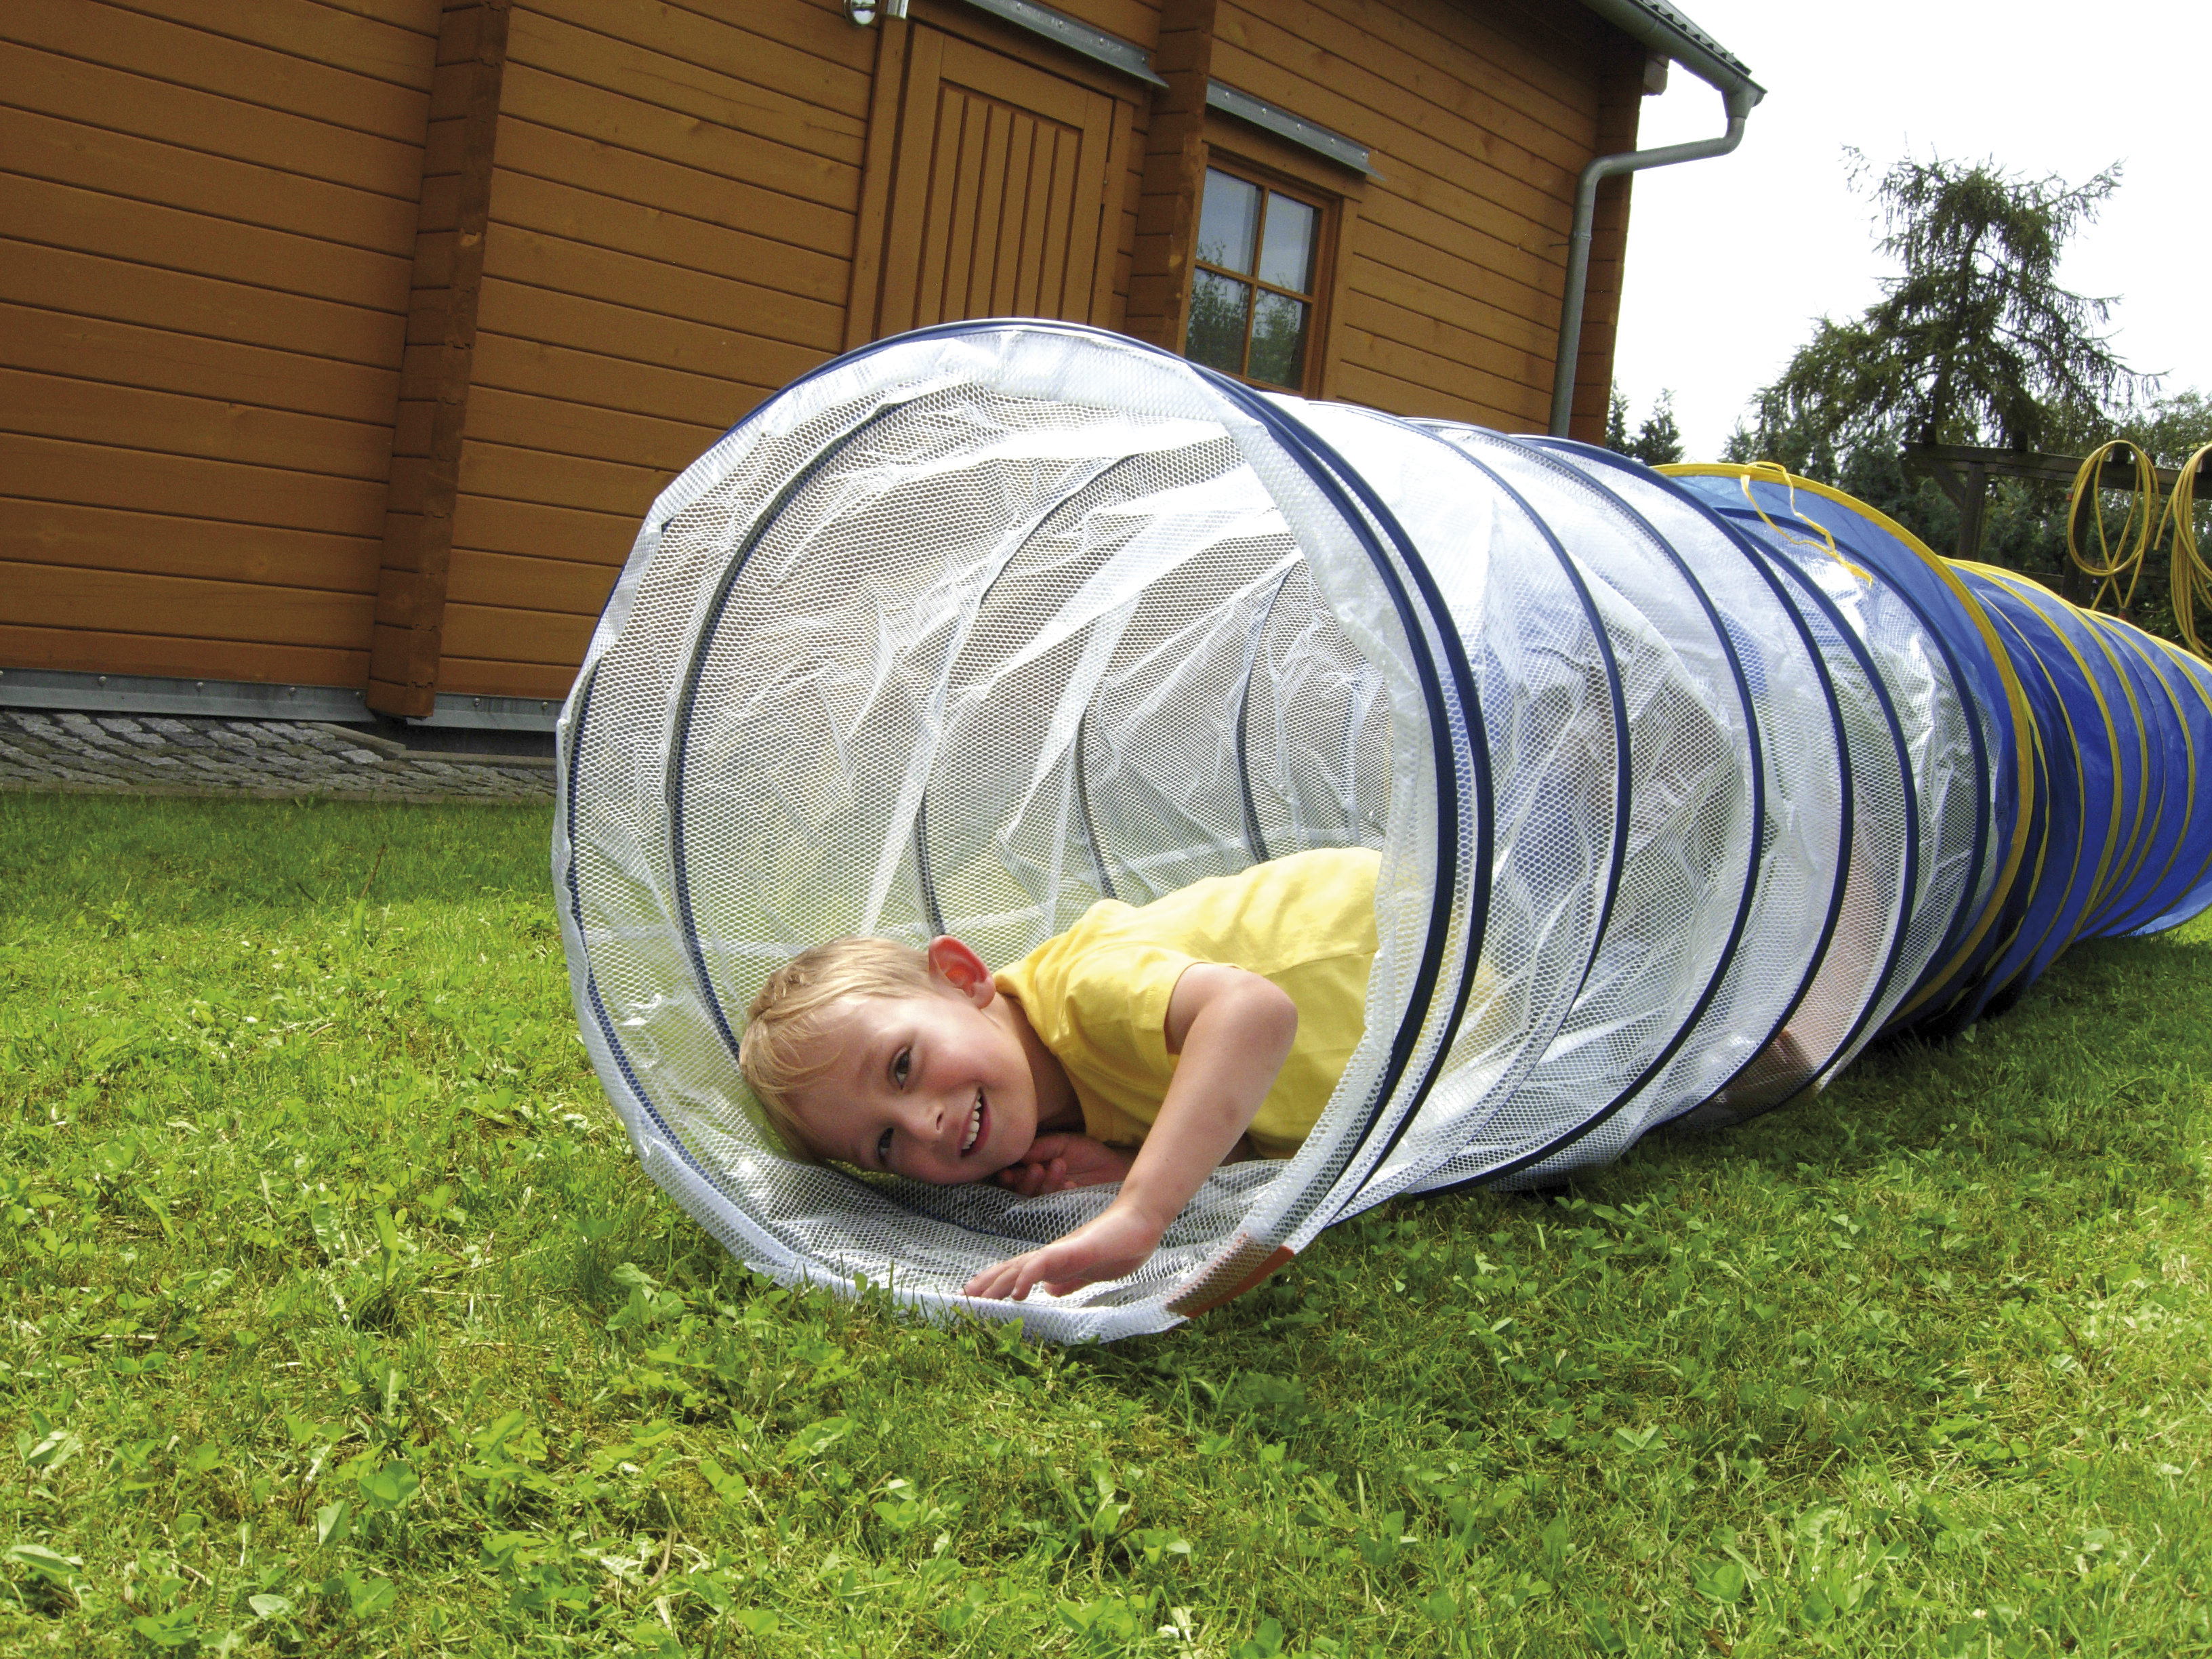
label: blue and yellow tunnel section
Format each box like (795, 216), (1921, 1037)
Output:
(554, 322), (2212, 1341)
(1670, 463), (2212, 1035)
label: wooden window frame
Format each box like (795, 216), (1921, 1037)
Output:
(1185, 161), (1334, 396)
(1182, 116), (1366, 401)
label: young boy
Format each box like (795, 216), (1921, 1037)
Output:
(738, 846), (1380, 1302)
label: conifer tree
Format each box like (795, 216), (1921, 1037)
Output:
(1605, 389), (1685, 466)
(1746, 152), (2146, 456)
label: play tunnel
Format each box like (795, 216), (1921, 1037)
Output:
(553, 323), (2212, 1343)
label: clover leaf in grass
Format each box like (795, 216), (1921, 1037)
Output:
(783, 1416), (855, 1463)
(1061, 1595), (1153, 1652)
(1227, 1616), (1288, 1658)
(323, 1569), (396, 1620)
(699, 1456), (751, 1506)
(16, 1427), (82, 1473)
(1578, 1602), (1631, 1653)
(359, 1459), (420, 1511)
(128, 1605), (205, 1650)
(1132, 1527), (1192, 1566)
(1694, 1558), (1747, 1604)
(5, 1542), (86, 1609)
(5, 1544), (81, 1581)
(937, 1580), (992, 1633)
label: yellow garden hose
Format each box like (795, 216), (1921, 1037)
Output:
(2066, 441), (2159, 614)
(2162, 442), (2212, 659)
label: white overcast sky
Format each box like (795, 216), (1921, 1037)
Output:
(1610, 0), (2211, 461)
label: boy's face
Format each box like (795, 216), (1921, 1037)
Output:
(787, 945), (1040, 1184)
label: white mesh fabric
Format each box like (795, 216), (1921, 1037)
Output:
(1406, 424), (1758, 1192)
(1713, 552), (1911, 1109)
(1499, 449), (1845, 1178)
(1250, 404), (1624, 1217)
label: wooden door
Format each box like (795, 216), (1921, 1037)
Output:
(848, 22), (1134, 346)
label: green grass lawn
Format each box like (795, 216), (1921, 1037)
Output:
(1, 792), (2208, 1658)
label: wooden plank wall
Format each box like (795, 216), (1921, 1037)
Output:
(369, 0), (512, 716)
(0, 0), (442, 687)
(1122, 0), (1214, 352)
(430, 0), (877, 701)
(3, 0), (1655, 701)
(1211, 0), (1639, 436)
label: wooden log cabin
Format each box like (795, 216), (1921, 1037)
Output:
(0, 0), (1757, 730)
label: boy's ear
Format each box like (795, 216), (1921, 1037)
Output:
(924, 937), (995, 1007)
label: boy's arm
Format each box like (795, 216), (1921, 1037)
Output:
(962, 964), (1296, 1302)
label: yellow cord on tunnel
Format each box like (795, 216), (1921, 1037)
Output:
(1732, 460), (1875, 584)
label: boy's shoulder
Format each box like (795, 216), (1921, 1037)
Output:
(1026, 844), (1381, 977)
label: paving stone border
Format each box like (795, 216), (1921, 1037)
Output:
(0, 710), (554, 804)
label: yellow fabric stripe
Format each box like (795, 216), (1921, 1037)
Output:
(2141, 632), (2212, 907)
(2093, 617), (2192, 926)
(1978, 599), (2084, 977)
(2071, 609), (2162, 922)
(1959, 565), (2125, 932)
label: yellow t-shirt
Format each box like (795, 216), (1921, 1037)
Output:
(994, 846), (1378, 1160)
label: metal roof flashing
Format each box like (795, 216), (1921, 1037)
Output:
(958, 0), (1166, 87)
(1206, 82), (1380, 179)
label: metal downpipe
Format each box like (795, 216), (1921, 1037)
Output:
(1548, 85), (1753, 438)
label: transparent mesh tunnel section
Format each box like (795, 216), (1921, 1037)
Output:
(554, 323), (2212, 1343)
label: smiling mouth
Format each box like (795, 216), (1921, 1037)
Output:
(960, 1091), (985, 1156)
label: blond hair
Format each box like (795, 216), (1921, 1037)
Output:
(739, 937), (937, 1158)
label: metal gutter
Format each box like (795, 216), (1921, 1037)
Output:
(1549, 0), (1765, 436)
(1579, 0), (1759, 106)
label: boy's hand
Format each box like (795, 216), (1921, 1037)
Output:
(968, 963), (1296, 1304)
(962, 1204), (1164, 1301)
(993, 1132), (1134, 1197)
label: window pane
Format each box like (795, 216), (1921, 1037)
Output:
(1195, 169), (1260, 274)
(1248, 290), (1308, 388)
(1185, 270), (1253, 373)
(1257, 194), (1317, 293)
